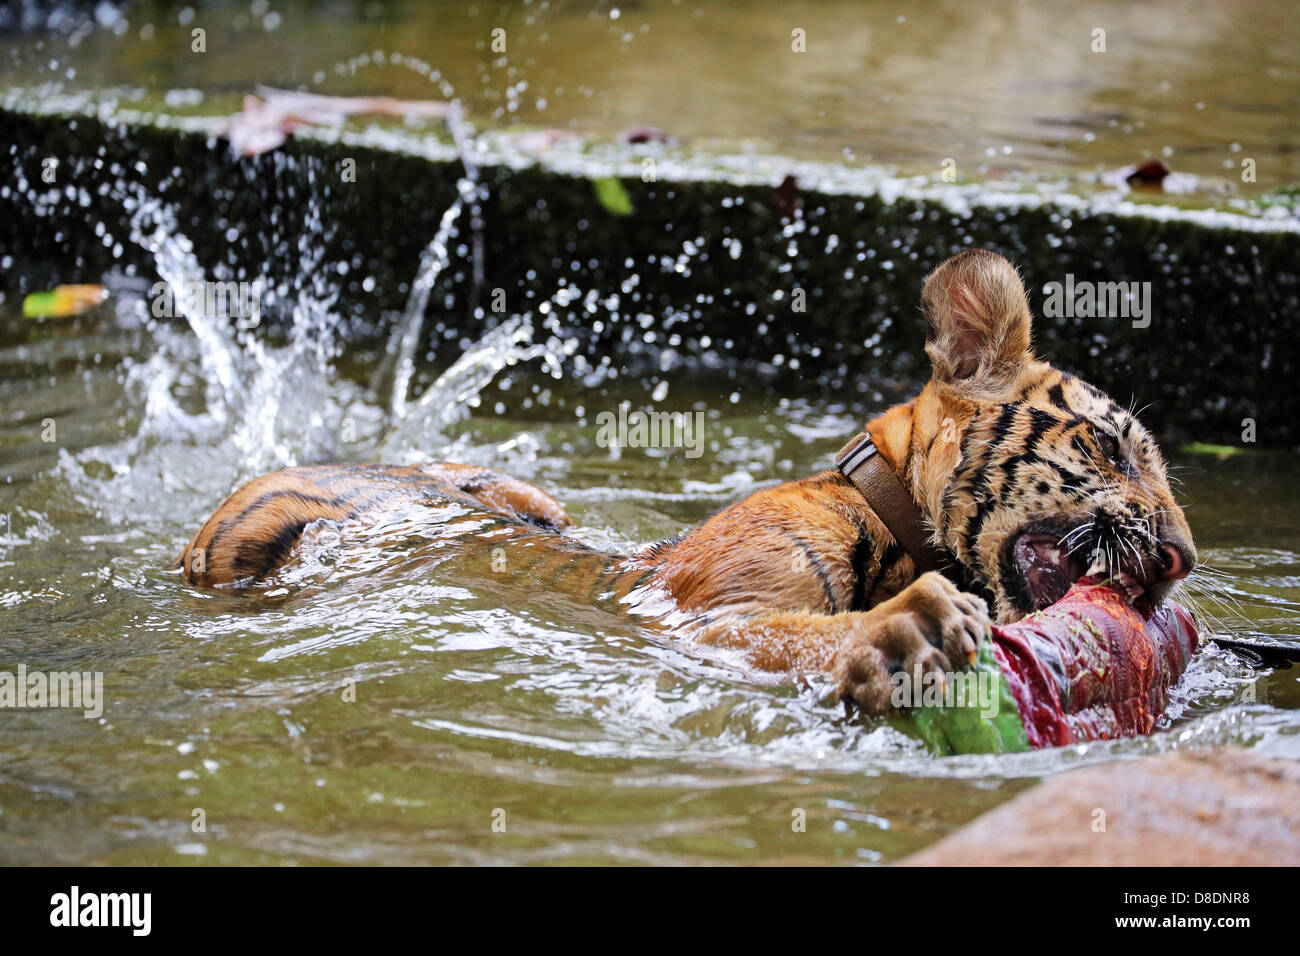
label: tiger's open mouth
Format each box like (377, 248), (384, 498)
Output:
(1012, 532), (1089, 611)
(1007, 522), (1164, 615)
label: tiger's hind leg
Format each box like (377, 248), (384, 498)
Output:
(176, 467), (360, 587)
(177, 462), (573, 588)
(418, 463), (573, 531)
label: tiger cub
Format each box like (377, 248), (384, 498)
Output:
(178, 250), (1195, 714)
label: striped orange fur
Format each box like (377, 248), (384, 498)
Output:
(178, 250), (1196, 715)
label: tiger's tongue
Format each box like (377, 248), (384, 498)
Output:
(1015, 537), (1072, 610)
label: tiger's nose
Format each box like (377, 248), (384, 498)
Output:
(1159, 542), (1195, 581)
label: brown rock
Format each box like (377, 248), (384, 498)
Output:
(900, 749), (1300, 866)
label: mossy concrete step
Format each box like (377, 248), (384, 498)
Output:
(2, 102), (1297, 446)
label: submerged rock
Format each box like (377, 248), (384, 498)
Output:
(900, 748), (1300, 865)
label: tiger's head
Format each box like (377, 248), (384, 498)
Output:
(888, 248), (1195, 623)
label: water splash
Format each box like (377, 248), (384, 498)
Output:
(115, 172), (353, 476)
(43, 85), (578, 483)
(381, 178), (468, 420)
(381, 314), (577, 461)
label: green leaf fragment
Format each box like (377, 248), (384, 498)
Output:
(1178, 442), (1252, 458)
(22, 292), (58, 318)
(592, 176), (633, 216)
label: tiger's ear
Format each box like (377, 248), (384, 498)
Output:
(921, 249), (1033, 399)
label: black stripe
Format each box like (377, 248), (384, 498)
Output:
(590, 559), (631, 602)
(848, 522), (877, 611)
(1080, 380), (1107, 401)
(856, 539), (902, 610)
(782, 528), (839, 613)
(959, 403), (1024, 551)
(628, 569), (659, 592)
(972, 408), (1062, 526)
(1015, 368), (1052, 401)
(204, 488), (349, 557)
(224, 486), (411, 581)
(244, 517), (312, 581)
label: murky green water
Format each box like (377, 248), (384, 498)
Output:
(1, 285), (1298, 865)
(2, 0), (1298, 189)
(1, 0), (1299, 867)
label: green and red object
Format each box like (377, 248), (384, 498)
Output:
(911, 580), (1200, 754)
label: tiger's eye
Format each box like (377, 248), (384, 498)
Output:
(1096, 430), (1120, 461)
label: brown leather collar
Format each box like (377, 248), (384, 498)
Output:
(835, 431), (949, 574)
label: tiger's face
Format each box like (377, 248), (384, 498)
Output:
(912, 250), (1194, 623)
(939, 365), (1194, 622)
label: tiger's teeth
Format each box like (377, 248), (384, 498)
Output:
(1087, 554), (1107, 577)
(1046, 547), (1061, 565)
(1113, 571), (1144, 603)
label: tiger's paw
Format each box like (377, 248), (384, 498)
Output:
(829, 572), (988, 716)
(897, 571), (989, 671)
(420, 463), (573, 531)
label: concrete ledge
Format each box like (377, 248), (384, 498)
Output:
(2, 101), (1298, 445)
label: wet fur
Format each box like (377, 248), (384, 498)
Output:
(178, 250), (1195, 715)
(177, 463), (572, 587)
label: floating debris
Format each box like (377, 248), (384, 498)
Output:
(1101, 158), (1211, 194)
(22, 284), (106, 318)
(592, 175), (634, 216)
(620, 126), (672, 145)
(224, 86), (451, 156)
(773, 173), (801, 220)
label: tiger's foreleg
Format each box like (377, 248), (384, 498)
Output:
(696, 572), (988, 715)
